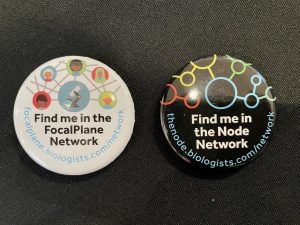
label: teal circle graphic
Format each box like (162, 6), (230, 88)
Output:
(58, 81), (90, 112)
(244, 93), (260, 109)
(205, 77), (237, 110)
(40, 66), (57, 82)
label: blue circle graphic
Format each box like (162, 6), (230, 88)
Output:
(205, 77), (237, 110)
(251, 74), (262, 86)
(40, 66), (57, 82)
(244, 93), (259, 109)
(58, 81), (90, 112)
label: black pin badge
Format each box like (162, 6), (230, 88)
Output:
(160, 55), (276, 169)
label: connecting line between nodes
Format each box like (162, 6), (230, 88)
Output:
(48, 74), (69, 94)
(26, 60), (119, 100)
(190, 53), (217, 79)
(172, 54), (217, 87)
(226, 55), (252, 80)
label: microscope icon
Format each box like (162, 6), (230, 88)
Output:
(64, 85), (82, 109)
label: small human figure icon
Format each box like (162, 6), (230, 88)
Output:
(32, 91), (51, 110)
(92, 67), (109, 83)
(43, 70), (53, 81)
(37, 94), (48, 109)
(69, 59), (83, 76)
(40, 66), (57, 82)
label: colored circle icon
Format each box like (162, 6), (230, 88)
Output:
(251, 74), (262, 86)
(67, 59), (86, 76)
(205, 77), (237, 110)
(244, 93), (260, 109)
(99, 91), (117, 109)
(58, 81), (90, 112)
(40, 66), (57, 82)
(92, 67), (109, 83)
(32, 91), (51, 110)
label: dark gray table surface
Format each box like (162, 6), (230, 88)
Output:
(0, 1), (299, 224)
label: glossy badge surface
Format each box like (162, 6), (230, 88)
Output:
(160, 55), (276, 169)
(14, 56), (135, 175)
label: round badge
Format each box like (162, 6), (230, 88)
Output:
(14, 56), (135, 175)
(160, 55), (276, 169)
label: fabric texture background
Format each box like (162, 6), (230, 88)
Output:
(0, 0), (299, 224)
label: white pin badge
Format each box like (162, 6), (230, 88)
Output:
(14, 56), (135, 175)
